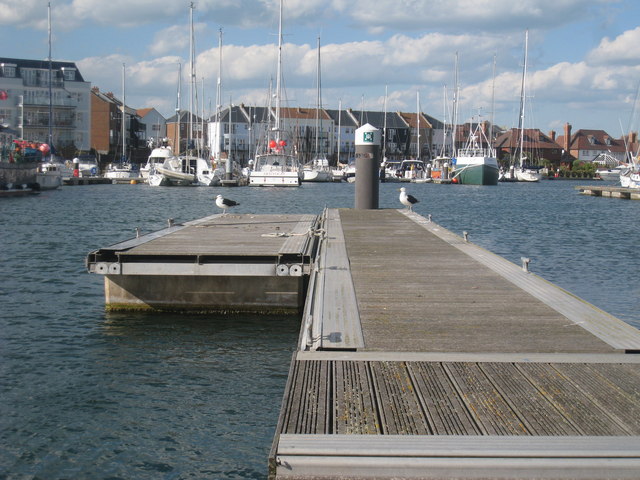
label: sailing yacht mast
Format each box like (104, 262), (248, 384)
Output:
(188, 2), (196, 153)
(517, 29), (529, 167)
(416, 91), (420, 160)
(216, 28), (223, 162)
(47, 2), (53, 153)
(451, 52), (459, 157)
(337, 99), (342, 164)
(274, 0), (283, 140)
(490, 53), (496, 151)
(175, 63), (182, 153)
(314, 37), (321, 159)
(121, 63), (126, 163)
(382, 86), (387, 160)
(440, 85), (448, 157)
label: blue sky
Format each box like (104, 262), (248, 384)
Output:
(2, 0), (640, 136)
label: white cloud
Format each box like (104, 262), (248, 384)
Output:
(2, 0), (611, 34)
(149, 22), (208, 57)
(587, 26), (640, 65)
(334, 0), (610, 33)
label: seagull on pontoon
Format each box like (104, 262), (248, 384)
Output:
(216, 194), (239, 215)
(399, 187), (419, 211)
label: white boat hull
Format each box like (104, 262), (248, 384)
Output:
(104, 169), (137, 180)
(516, 169), (541, 182)
(35, 171), (62, 190)
(620, 170), (640, 189)
(302, 169), (332, 182)
(36, 162), (64, 189)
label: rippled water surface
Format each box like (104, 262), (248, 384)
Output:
(1, 180), (639, 479)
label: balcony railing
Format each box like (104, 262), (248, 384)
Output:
(22, 79), (65, 88)
(21, 99), (78, 108)
(22, 119), (76, 129)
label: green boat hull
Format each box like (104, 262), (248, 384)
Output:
(455, 163), (499, 186)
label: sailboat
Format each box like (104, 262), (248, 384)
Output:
(513, 30), (541, 182)
(619, 82), (640, 189)
(331, 100), (346, 181)
(397, 92), (429, 182)
(105, 64), (137, 180)
(431, 85), (452, 180)
(152, 5), (216, 187)
(249, 0), (302, 187)
(302, 37), (332, 182)
(35, 2), (63, 189)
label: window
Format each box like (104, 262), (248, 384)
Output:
(61, 68), (76, 81)
(21, 68), (37, 85)
(1, 63), (16, 77)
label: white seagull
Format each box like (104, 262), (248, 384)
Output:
(216, 194), (239, 215)
(399, 187), (419, 211)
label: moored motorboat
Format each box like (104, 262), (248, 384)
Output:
(36, 160), (63, 189)
(104, 162), (137, 180)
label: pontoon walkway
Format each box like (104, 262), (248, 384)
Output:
(269, 208), (640, 479)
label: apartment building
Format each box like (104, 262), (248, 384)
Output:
(0, 57), (91, 155)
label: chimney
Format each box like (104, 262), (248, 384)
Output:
(549, 130), (556, 142)
(629, 131), (637, 145)
(563, 123), (572, 152)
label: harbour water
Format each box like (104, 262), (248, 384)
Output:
(1, 180), (638, 479)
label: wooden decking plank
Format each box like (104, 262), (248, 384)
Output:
(515, 363), (632, 435)
(333, 361), (380, 434)
(552, 363), (640, 434)
(588, 363), (640, 399)
(280, 360), (329, 434)
(403, 210), (640, 351)
(119, 214), (316, 257)
(301, 360), (329, 434)
(279, 360), (305, 434)
(368, 361), (430, 435)
(479, 362), (582, 436)
(407, 362), (481, 435)
(338, 209), (617, 354)
(444, 362), (530, 435)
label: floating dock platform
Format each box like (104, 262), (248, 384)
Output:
(87, 208), (640, 479)
(271, 209), (640, 479)
(87, 213), (320, 313)
(576, 184), (640, 199)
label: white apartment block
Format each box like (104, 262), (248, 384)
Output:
(0, 57), (91, 152)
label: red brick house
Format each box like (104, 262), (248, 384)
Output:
(493, 128), (563, 166)
(555, 123), (627, 164)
